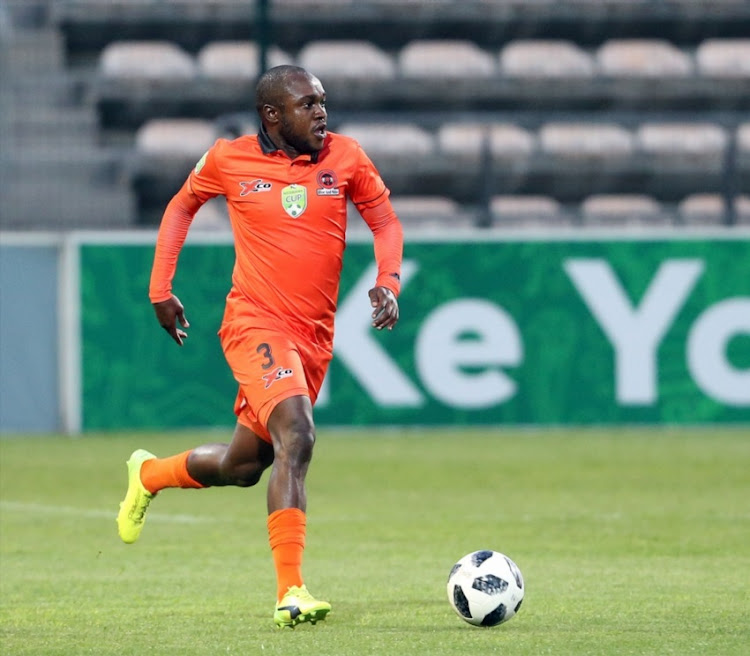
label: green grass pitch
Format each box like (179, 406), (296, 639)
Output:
(1, 428), (748, 655)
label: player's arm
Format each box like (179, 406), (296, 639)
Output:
(148, 180), (203, 345)
(359, 196), (403, 331)
(149, 142), (224, 345)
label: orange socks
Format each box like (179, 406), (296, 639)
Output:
(140, 450), (204, 495)
(267, 507), (307, 601)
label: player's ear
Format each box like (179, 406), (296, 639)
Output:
(262, 104), (280, 124)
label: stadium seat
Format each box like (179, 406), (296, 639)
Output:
(636, 123), (729, 167)
(347, 196), (474, 231)
(675, 193), (750, 227)
(677, 194), (727, 226)
(274, 0), (355, 5)
(498, 40), (595, 78)
(135, 119), (217, 158)
(735, 195), (750, 224)
(297, 40), (396, 80)
(389, 195), (470, 228)
(98, 41), (196, 80)
(538, 123), (634, 163)
(695, 39), (750, 77)
(197, 41), (292, 80)
(596, 39), (693, 77)
(581, 194), (669, 226)
(398, 40), (495, 78)
(436, 122), (535, 166)
(490, 195), (570, 228)
(391, 194), (458, 217)
(336, 122), (434, 157)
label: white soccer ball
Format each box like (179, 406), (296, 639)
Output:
(446, 550), (524, 627)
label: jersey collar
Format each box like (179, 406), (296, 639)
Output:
(258, 124), (321, 163)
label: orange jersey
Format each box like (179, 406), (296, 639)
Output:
(150, 128), (403, 348)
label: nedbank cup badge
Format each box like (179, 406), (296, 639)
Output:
(281, 184), (307, 218)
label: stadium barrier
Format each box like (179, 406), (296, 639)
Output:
(1, 229), (749, 433)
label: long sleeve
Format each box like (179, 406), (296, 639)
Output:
(359, 197), (403, 297)
(148, 181), (203, 303)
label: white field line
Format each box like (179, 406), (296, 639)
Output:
(0, 500), (218, 524)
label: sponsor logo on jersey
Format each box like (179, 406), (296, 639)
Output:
(281, 184), (307, 217)
(316, 169), (340, 196)
(239, 179), (273, 196)
(262, 366), (294, 389)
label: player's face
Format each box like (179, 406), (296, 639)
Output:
(277, 73), (327, 157)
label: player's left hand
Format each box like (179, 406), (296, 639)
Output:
(368, 286), (399, 331)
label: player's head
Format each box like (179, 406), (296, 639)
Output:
(255, 65), (327, 157)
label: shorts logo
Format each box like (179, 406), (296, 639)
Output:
(262, 366), (294, 389)
(316, 169), (340, 196)
(281, 184), (307, 217)
(240, 179), (272, 196)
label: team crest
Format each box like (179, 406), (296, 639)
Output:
(316, 169), (340, 196)
(281, 184), (307, 218)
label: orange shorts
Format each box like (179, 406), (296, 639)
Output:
(219, 316), (332, 444)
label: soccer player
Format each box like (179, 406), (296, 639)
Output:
(116, 65), (403, 628)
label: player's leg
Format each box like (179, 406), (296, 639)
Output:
(185, 422), (275, 487)
(266, 395), (330, 627)
(222, 322), (330, 625)
(116, 423), (273, 544)
(265, 394), (315, 512)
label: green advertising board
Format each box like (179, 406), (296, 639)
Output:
(80, 235), (750, 430)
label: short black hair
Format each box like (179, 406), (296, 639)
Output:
(255, 65), (311, 116)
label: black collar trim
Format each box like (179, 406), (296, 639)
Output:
(258, 124), (278, 154)
(258, 124), (320, 163)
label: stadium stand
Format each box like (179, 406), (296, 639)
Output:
(197, 41), (292, 81)
(436, 123), (535, 167)
(490, 195), (571, 229)
(678, 193), (728, 226)
(0, 5), (134, 228)
(636, 122), (729, 169)
(334, 122), (435, 159)
(538, 123), (634, 163)
(2, 0), (749, 229)
(580, 194), (670, 227)
(595, 39), (693, 78)
(134, 118), (217, 159)
(98, 41), (197, 81)
(398, 40), (496, 78)
(736, 195), (750, 224)
(695, 39), (750, 77)
(498, 40), (595, 78)
(389, 195), (476, 230)
(297, 40), (395, 80)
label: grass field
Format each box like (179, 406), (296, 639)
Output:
(1, 427), (748, 655)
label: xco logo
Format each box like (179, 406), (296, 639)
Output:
(239, 179), (272, 196)
(262, 366), (293, 389)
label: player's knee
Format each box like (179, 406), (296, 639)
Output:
(277, 421), (316, 465)
(221, 459), (265, 487)
(235, 466), (264, 487)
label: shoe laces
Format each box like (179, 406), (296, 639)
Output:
(286, 585), (313, 601)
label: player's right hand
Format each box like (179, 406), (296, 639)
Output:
(153, 295), (190, 346)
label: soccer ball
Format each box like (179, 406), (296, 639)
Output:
(446, 550), (524, 627)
